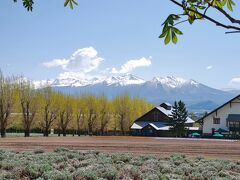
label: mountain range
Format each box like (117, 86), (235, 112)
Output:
(33, 74), (236, 113)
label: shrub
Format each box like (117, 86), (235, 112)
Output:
(42, 170), (73, 180)
(111, 153), (132, 163)
(0, 149), (239, 180)
(73, 166), (98, 180)
(33, 149), (45, 154)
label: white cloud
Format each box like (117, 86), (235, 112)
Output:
(111, 57), (152, 74)
(43, 59), (68, 68)
(206, 65), (213, 70)
(58, 72), (87, 80)
(43, 47), (152, 80)
(229, 77), (240, 89)
(43, 47), (104, 73)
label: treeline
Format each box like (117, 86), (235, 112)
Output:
(0, 72), (153, 138)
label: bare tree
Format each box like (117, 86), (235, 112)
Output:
(76, 110), (84, 136)
(58, 96), (73, 136)
(84, 95), (98, 135)
(87, 108), (97, 135)
(98, 96), (111, 135)
(41, 87), (58, 137)
(99, 111), (110, 135)
(0, 72), (16, 138)
(113, 95), (131, 135)
(19, 79), (38, 137)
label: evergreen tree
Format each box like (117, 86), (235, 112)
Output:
(171, 100), (188, 137)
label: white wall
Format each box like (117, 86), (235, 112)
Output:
(203, 98), (240, 134)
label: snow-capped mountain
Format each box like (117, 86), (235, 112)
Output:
(33, 74), (235, 113)
(150, 76), (199, 89)
(33, 74), (146, 88)
(102, 74), (145, 86)
(33, 74), (198, 88)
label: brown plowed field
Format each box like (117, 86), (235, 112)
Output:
(0, 136), (239, 160)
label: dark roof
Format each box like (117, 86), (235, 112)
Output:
(227, 114), (240, 121)
(135, 106), (170, 122)
(198, 94), (240, 121)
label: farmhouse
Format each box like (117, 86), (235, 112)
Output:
(131, 102), (199, 137)
(200, 94), (240, 138)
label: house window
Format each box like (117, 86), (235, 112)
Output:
(213, 118), (220, 124)
(228, 121), (240, 128)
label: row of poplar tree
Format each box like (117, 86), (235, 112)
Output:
(0, 72), (152, 138)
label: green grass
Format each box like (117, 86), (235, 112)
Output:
(0, 148), (239, 180)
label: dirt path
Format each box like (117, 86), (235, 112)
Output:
(0, 136), (239, 160)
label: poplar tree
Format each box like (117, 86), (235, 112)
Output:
(58, 95), (73, 136)
(41, 87), (58, 137)
(19, 79), (39, 137)
(0, 72), (17, 138)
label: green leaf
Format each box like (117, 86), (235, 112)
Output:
(172, 27), (183, 35)
(159, 30), (168, 38)
(227, 2), (232, 11)
(227, 0), (235, 11)
(22, 0), (34, 11)
(64, 0), (70, 7)
(64, 0), (78, 9)
(164, 30), (171, 45)
(172, 31), (178, 44)
(69, 1), (73, 9)
(230, 0), (236, 6)
(72, 0), (78, 6)
(198, 6), (206, 10)
(163, 23), (169, 33)
(196, 13), (203, 19)
(188, 16), (195, 24)
(216, 0), (223, 8)
(221, 0), (227, 6)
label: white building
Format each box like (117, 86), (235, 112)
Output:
(200, 95), (240, 138)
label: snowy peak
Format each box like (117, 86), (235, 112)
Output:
(103, 74), (145, 86)
(33, 74), (145, 88)
(33, 74), (200, 89)
(51, 77), (102, 87)
(151, 76), (199, 88)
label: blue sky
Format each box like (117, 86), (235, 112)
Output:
(0, 0), (240, 89)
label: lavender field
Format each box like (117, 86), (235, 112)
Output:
(0, 148), (239, 180)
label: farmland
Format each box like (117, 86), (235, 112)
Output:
(0, 136), (239, 160)
(0, 147), (240, 180)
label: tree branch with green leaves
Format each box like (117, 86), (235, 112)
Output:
(13, 0), (78, 11)
(160, 0), (240, 44)
(12, 0), (240, 45)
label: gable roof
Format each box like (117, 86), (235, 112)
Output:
(162, 102), (172, 107)
(131, 121), (170, 131)
(227, 114), (240, 122)
(156, 106), (172, 116)
(186, 117), (195, 124)
(199, 94), (240, 121)
(131, 121), (149, 129)
(131, 119), (195, 130)
(135, 102), (194, 123)
(148, 122), (170, 131)
(135, 106), (170, 122)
